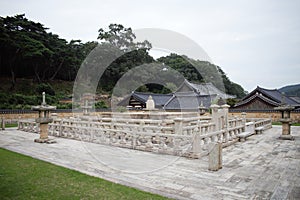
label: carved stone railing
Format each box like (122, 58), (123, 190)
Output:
(48, 123), (194, 156)
(17, 116), (272, 158)
(247, 118), (272, 129)
(18, 120), (39, 133)
(228, 118), (244, 128)
(254, 118), (272, 129)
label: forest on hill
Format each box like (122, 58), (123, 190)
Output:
(279, 84), (300, 98)
(0, 14), (246, 109)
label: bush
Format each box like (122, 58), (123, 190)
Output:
(95, 101), (108, 109)
(56, 103), (72, 109)
(36, 83), (55, 96)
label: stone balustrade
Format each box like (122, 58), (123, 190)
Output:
(18, 120), (39, 133)
(247, 118), (272, 129)
(228, 118), (244, 128)
(17, 115), (272, 158)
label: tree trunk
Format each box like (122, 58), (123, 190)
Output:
(10, 69), (16, 90)
(50, 59), (64, 80)
(34, 64), (41, 83)
(9, 48), (20, 90)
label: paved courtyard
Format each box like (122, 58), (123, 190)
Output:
(0, 126), (299, 199)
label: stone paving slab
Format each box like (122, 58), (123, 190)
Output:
(0, 126), (300, 199)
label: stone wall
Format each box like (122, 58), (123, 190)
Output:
(229, 111), (300, 123)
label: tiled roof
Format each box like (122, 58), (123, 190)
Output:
(164, 92), (214, 110)
(235, 86), (300, 108)
(132, 92), (173, 107)
(289, 96), (300, 104)
(179, 79), (236, 99)
(117, 79), (234, 110)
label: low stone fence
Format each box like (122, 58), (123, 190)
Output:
(47, 122), (241, 157)
(230, 110), (300, 123)
(18, 120), (39, 133)
(247, 118), (272, 129)
(17, 116), (254, 158)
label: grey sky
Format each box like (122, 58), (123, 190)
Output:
(1, 0), (299, 92)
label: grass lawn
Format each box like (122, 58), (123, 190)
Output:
(272, 122), (300, 126)
(1, 123), (18, 128)
(0, 148), (168, 200)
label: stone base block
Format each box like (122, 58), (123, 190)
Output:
(188, 152), (201, 159)
(34, 138), (57, 144)
(278, 135), (294, 140)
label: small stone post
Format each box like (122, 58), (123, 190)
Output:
(221, 104), (230, 129)
(190, 134), (201, 158)
(208, 142), (222, 171)
(241, 112), (247, 125)
(174, 118), (183, 135)
(210, 104), (220, 130)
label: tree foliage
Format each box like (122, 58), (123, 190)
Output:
(0, 14), (246, 100)
(0, 14), (97, 87)
(158, 54), (246, 98)
(97, 23), (154, 92)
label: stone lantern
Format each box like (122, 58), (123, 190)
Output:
(32, 92), (56, 143)
(81, 93), (93, 115)
(274, 105), (295, 140)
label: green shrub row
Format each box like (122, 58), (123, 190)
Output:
(0, 93), (108, 109)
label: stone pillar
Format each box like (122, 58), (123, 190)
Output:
(279, 118), (294, 140)
(174, 118), (183, 135)
(190, 134), (201, 158)
(221, 104), (230, 129)
(241, 112), (247, 124)
(210, 104), (220, 130)
(39, 123), (49, 140)
(208, 142), (222, 171)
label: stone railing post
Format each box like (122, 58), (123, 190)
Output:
(174, 118), (183, 135)
(210, 104), (220, 131)
(221, 104), (230, 129)
(208, 142), (222, 171)
(241, 112), (247, 126)
(190, 134), (201, 158)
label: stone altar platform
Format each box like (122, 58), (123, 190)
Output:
(0, 126), (299, 199)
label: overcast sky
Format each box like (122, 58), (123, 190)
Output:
(1, 0), (299, 91)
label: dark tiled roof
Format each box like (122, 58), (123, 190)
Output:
(178, 79), (236, 99)
(288, 96), (300, 104)
(235, 86), (300, 108)
(132, 92), (173, 107)
(256, 87), (298, 106)
(164, 92), (215, 110)
(234, 93), (280, 107)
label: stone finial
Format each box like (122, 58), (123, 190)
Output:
(42, 92), (46, 106)
(146, 95), (155, 110)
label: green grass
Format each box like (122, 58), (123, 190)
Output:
(1, 123), (18, 128)
(272, 122), (300, 126)
(0, 148), (168, 200)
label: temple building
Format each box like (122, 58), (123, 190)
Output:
(118, 79), (234, 111)
(232, 86), (300, 111)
